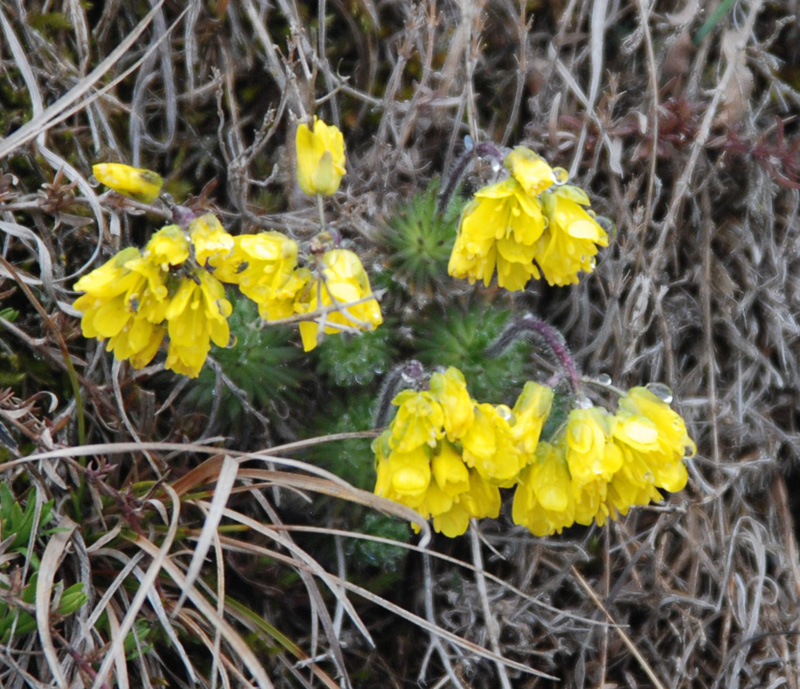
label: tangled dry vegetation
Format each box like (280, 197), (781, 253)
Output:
(2, 0), (800, 687)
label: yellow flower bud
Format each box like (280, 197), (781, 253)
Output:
(295, 117), (346, 196)
(93, 162), (164, 203)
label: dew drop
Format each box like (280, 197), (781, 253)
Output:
(464, 135), (474, 152)
(643, 472), (655, 483)
(646, 382), (673, 403)
(495, 404), (513, 421)
(596, 373), (612, 386)
(552, 167), (569, 184)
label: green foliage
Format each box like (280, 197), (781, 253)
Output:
(182, 296), (308, 431)
(95, 611), (154, 660)
(316, 327), (395, 388)
(26, 12), (73, 34)
(0, 483), (54, 552)
(347, 512), (410, 572)
(374, 178), (464, 306)
(305, 392), (376, 490)
(413, 304), (533, 403)
(0, 575), (87, 644)
(0, 486), (86, 644)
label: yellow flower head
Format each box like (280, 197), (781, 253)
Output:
(295, 117), (347, 196)
(389, 390), (444, 453)
(93, 162), (164, 203)
(459, 470), (502, 520)
(432, 470), (501, 536)
(564, 406), (623, 486)
(188, 213), (235, 266)
(73, 247), (171, 368)
(449, 177), (546, 292)
(536, 186), (609, 286)
(612, 386), (695, 493)
(296, 249), (383, 352)
(512, 441), (576, 536)
(429, 367), (475, 441)
(461, 403), (526, 485)
(143, 225), (190, 272)
(505, 146), (556, 197)
(210, 231), (307, 320)
(163, 270), (232, 378)
(431, 440), (471, 498)
(374, 439), (433, 509)
(510, 381), (554, 455)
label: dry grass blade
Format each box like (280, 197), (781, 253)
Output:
(0, 1), (171, 160)
(35, 515), (77, 689)
(173, 455), (239, 614)
(134, 536), (274, 689)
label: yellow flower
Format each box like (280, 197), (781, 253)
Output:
(432, 471), (502, 537)
(295, 117), (346, 196)
(429, 367), (475, 441)
(564, 406), (623, 486)
(431, 441), (470, 497)
(536, 186), (609, 286)
(93, 162), (164, 203)
(505, 146), (556, 197)
(188, 213), (235, 266)
(388, 390), (444, 453)
(143, 225), (190, 272)
(572, 475), (611, 526)
(612, 386), (695, 493)
(510, 381), (554, 455)
(459, 470), (502, 520)
(210, 232), (307, 319)
(448, 177), (545, 291)
(461, 403), (526, 485)
(374, 440), (433, 510)
(73, 248), (171, 368)
(163, 270), (232, 378)
(296, 249), (383, 352)
(432, 503), (471, 538)
(512, 441), (575, 536)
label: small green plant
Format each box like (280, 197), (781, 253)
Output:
(0, 486), (87, 644)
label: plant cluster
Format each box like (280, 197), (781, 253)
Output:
(73, 122), (695, 542)
(74, 121), (382, 378)
(374, 365), (694, 538)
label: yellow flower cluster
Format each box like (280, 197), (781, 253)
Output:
(373, 367), (553, 537)
(73, 217), (233, 378)
(374, 370), (695, 538)
(75, 158), (382, 376)
(448, 146), (609, 289)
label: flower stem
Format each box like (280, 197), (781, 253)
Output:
(485, 315), (581, 393)
(373, 360), (427, 427)
(316, 193), (326, 232)
(438, 139), (506, 214)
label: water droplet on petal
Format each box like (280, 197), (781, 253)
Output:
(644, 472), (654, 483)
(647, 382), (673, 403)
(495, 404), (513, 421)
(552, 167), (569, 184)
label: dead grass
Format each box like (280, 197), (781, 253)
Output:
(2, 0), (800, 687)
